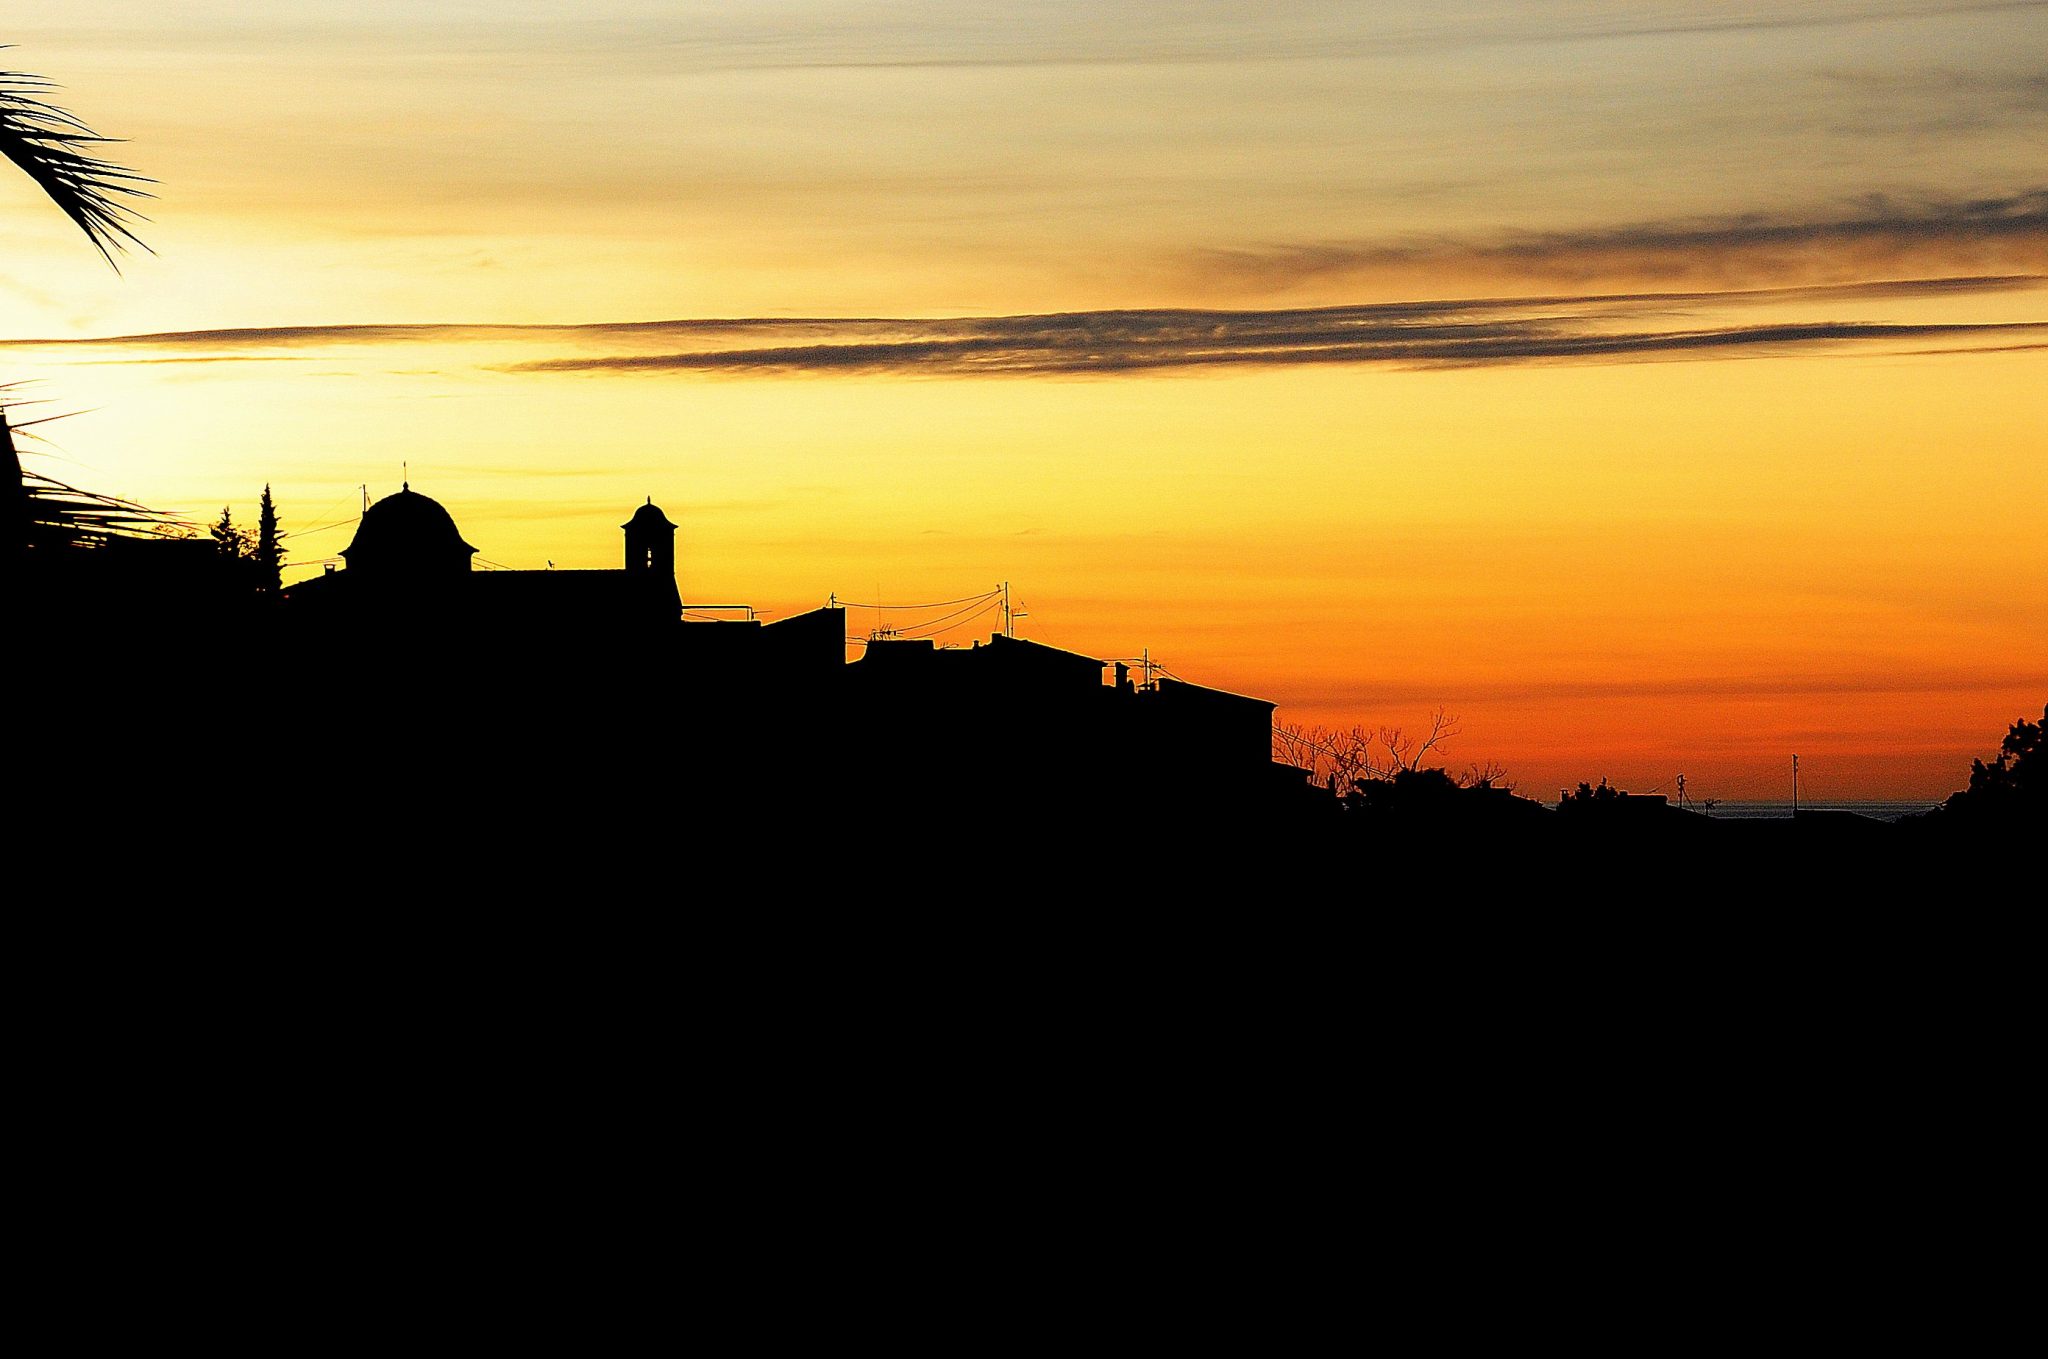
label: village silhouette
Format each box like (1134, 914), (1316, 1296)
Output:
(15, 435), (2040, 886)
(6, 50), (2039, 888)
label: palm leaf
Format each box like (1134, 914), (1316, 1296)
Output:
(0, 56), (153, 267)
(7, 404), (186, 550)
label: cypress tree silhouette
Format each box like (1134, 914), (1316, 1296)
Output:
(254, 485), (283, 592)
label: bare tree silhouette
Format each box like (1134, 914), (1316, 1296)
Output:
(1377, 708), (1460, 774)
(1274, 709), (1471, 794)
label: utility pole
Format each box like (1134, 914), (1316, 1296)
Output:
(1792, 754), (1799, 816)
(1003, 580), (1011, 639)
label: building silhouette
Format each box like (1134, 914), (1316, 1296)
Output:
(271, 484), (1289, 829)
(286, 484), (684, 628)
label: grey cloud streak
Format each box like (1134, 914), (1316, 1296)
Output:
(1198, 191), (2048, 293)
(648, 1), (2048, 74)
(494, 278), (2048, 378)
(13, 274), (2042, 378)
(502, 320), (2048, 378)
(46, 1), (2047, 72)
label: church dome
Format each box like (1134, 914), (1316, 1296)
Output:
(342, 485), (478, 576)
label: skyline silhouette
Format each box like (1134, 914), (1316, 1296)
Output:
(23, 462), (2036, 870)
(7, 6), (2046, 803)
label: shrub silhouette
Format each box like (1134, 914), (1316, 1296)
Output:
(1942, 704), (2045, 819)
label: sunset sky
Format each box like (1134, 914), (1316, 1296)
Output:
(7, 1), (2045, 799)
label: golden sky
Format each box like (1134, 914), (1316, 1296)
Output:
(7, 2), (2046, 799)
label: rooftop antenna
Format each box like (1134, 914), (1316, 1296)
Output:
(402, 460), (409, 492)
(361, 484), (368, 514)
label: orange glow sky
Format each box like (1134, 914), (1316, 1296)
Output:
(7, 3), (2046, 800)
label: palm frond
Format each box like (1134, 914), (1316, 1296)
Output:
(20, 469), (185, 547)
(0, 57), (153, 267)
(7, 403), (187, 550)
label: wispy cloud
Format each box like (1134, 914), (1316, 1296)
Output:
(630, 1), (2048, 74)
(1893, 340), (2048, 355)
(1196, 190), (2048, 294)
(69, 355), (314, 366)
(503, 319), (2048, 378)
(10, 274), (2041, 379)
(491, 276), (2048, 378)
(2, 317), (905, 351)
(39, 1), (2048, 72)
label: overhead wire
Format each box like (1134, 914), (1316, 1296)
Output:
(890, 595), (1004, 640)
(900, 599), (1004, 641)
(287, 490), (357, 536)
(288, 514), (361, 540)
(832, 588), (1000, 611)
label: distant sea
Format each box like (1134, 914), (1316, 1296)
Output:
(1698, 801), (1940, 822)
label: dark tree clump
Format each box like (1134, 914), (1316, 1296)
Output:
(211, 505), (247, 558)
(1943, 704), (2045, 819)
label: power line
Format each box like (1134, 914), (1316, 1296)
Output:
(288, 514), (361, 540)
(290, 490), (357, 534)
(832, 588), (1000, 611)
(891, 596), (1003, 640)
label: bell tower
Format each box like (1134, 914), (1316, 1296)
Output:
(623, 498), (680, 615)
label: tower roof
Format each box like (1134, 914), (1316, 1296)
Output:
(624, 497), (677, 531)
